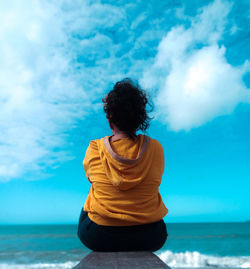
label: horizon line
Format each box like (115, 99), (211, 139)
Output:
(0, 220), (249, 226)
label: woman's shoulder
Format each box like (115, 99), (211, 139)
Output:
(87, 136), (109, 151)
(146, 135), (163, 149)
(85, 138), (101, 155)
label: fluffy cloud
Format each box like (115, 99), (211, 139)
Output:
(0, 1), (125, 181)
(141, 0), (250, 131)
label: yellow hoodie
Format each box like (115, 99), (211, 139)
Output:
(83, 134), (168, 226)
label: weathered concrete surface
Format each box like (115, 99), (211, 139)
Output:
(73, 251), (171, 269)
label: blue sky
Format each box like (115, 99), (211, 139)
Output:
(0, 0), (249, 224)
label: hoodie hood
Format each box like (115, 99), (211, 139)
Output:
(98, 134), (152, 191)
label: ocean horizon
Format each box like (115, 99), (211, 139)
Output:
(1, 222), (249, 268)
(2, 220), (250, 225)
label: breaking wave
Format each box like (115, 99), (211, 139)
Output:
(157, 250), (250, 268)
(0, 261), (78, 269)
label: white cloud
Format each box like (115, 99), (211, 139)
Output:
(0, 0), (124, 181)
(141, 0), (250, 131)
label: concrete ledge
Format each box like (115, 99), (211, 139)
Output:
(73, 251), (171, 269)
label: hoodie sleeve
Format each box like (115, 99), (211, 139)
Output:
(83, 140), (99, 183)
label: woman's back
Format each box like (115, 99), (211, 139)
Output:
(83, 134), (168, 226)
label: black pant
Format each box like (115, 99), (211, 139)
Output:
(77, 208), (168, 252)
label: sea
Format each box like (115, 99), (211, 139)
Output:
(0, 222), (250, 268)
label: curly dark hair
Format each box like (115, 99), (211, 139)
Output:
(102, 78), (153, 140)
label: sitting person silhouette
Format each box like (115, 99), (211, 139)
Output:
(77, 78), (168, 252)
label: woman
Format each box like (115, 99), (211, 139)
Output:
(77, 78), (168, 252)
